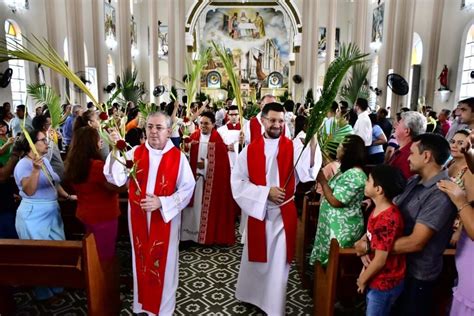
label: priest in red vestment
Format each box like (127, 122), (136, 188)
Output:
(231, 102), (322, 315)
(181, 111), (237, 245)
(104, 112), (195, 315)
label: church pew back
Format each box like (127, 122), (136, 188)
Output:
(313, 238), (456, 316)
(0, 234), (119, 315)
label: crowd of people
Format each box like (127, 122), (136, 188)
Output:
(0, 95), (473, 316)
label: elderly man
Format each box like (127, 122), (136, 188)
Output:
(244, 94), (291, 144)
(104, 111), (195, 315)
(387, 111), (427, 179)
(232, 102), (322, 315)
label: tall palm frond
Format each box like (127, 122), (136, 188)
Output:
(183, 49), (210, 116)
(340, 62), (370, 107)
(318, 117), (353, 163)
(27, 83), (62, 129)
(117, 67), (146, 106)
(0, 35), (101, 110)
(304, 43), (369, 147)
(211, 41), (244, 128)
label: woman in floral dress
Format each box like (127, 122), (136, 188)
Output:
(310, 134), (367, 266)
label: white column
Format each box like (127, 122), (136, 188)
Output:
(325, 0), (337, 71)
(167, 0), (176, 86)
(300, 0), (319, 98)
(148, 0), (159, 103)
(376, 0), (397, 109)
(176, 0), (187, 84)
(44, 0), (61, 94)
(425, 0), (445, 106)
(390, 0), (416, 113)
(117, 0), (132, 74)
(353, 0), (369, 53)
(65, 0), (86, 105)
(92, 0), (108, 102)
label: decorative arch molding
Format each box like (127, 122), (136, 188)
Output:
(455, 18), (474, 102)
(185, 0), (302, 50)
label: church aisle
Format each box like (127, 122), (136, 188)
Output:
(13, 236), (313, 315)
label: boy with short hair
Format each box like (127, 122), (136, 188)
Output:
(356, 165), (407, 316)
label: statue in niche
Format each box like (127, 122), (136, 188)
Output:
(438, 65), (449, 90)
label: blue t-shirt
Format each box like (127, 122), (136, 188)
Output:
(368, 124), (385, 155)
(14, 157), (60, 200)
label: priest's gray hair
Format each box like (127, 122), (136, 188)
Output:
(147, 111), (172, 128)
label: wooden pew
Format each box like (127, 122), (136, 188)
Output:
(0, 234), (120, 315)
(313, 238), (456, 316)
(296, 193), (320, 288)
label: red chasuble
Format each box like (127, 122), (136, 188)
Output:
(129, 144), (180, 314)
(246, 135), (297, 263)
(188, 129), (236, 245)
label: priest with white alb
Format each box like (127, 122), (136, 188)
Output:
(104, 112), (195, 316)
(231, 102), (322, 316)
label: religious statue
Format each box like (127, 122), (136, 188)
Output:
(438, 65), (449, 90)
(253, 52), (267, 81)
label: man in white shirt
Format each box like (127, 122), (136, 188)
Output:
(353, 98), (372, 147)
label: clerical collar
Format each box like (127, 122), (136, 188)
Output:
(145, 139), (173, 155)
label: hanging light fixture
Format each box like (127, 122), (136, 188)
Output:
(105, 34), (117, 50)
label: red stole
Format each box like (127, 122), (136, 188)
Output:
(129, 144), (181, 314)
(188, 129), (236, 245)
(226, 122), (241, 130)
(250, 117), (262, 143)
(247, 135), (296, 263)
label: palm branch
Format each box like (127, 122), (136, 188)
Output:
(182, 49), (210, 116)
(284, 43), (368, 188)
(27, 83), (62, 129)
(211, 41), (244, 128)
(116, 67), (146, 106)
(0, 35), (101, 110)
(339, 62), (370, 107)
(318, 117), (353, 163)
(304, 43), (369, 147)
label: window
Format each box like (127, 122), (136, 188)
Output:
(460, 24), (474, 100)
(4, 20), (27, 107)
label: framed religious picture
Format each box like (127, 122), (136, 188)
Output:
(372, 3), (384, 43)
(158, 25), (169, 60)
(131, 15), (137, 47)
(104, 1), (116, 40)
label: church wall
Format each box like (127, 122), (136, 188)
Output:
(434, 1), (472, 110)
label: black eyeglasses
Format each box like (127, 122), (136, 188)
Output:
(36, 138), (48, 144)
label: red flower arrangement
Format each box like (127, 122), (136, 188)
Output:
(116, 139), (127, 151)
(99, 112), (108, 121)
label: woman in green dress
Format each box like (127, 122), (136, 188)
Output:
(310, 134), (367, 266)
